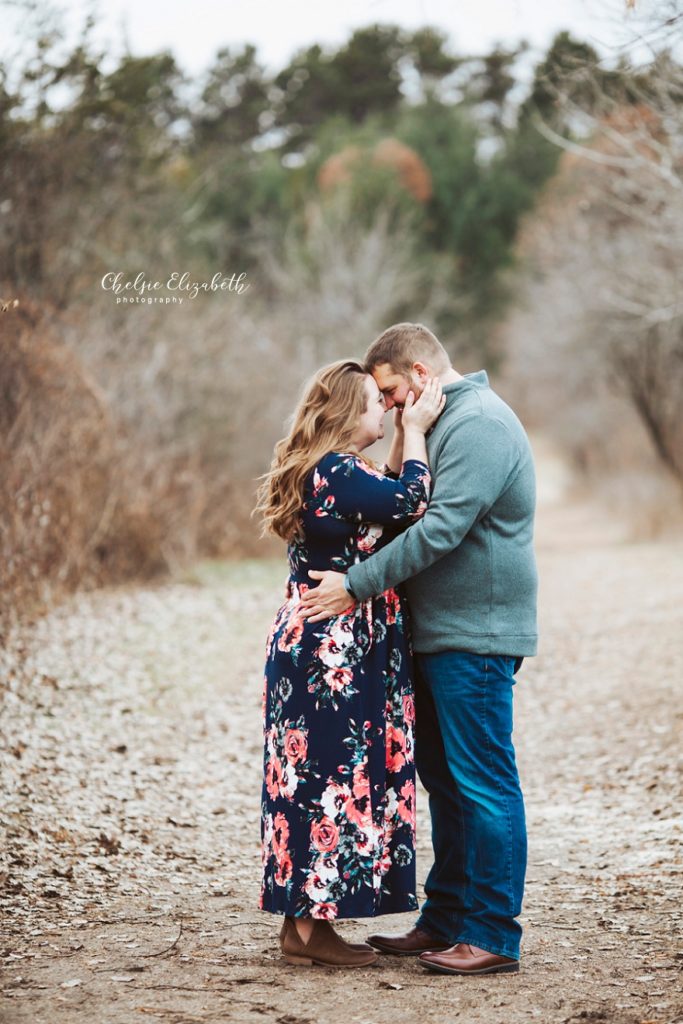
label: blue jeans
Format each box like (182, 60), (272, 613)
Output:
(414, 651), (527, 960)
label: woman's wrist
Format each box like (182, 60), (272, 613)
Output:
(402, 430), (428, 466)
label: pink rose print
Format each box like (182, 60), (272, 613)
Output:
(311, 816), (340, 854)
(274, 851), (293, 886)
(402, 693), (415, 726)
(352, 761), (370, 800)
(278, 617), (303, 652)
(273, 811), (290, 854)
(397, 780), (416, 831)
(324, 666), (353, 693)
(270, 812), (293, 885)
(345, 762), (371, 827)
(384, 588), (401, 625)
(386, 724), (407, 772)
(265, 755), (285, 800)
(284, 728), (307, 765)
(310, 901), (338, 920)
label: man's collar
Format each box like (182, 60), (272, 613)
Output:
(442, 370), (489, 395)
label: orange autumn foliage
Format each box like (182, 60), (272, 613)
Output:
(318, 138), (432, 203)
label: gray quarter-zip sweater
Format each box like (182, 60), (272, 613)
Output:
(347, 371), (538, 656)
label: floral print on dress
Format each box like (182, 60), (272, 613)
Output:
(260, 453), (430, 920)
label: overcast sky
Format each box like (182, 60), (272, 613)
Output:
(2, 0), (670, 84)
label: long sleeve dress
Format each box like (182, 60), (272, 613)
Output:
(259, 451), (431, 921)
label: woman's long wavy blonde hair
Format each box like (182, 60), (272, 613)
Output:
(253, 359), (377, 543)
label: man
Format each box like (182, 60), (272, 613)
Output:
(300, 322), (537, 976)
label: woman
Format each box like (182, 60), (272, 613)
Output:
(253, 359), (444, 968)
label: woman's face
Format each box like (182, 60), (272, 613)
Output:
(351, 374), (388, 450)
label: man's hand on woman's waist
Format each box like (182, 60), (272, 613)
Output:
(300, 570), (355, 621)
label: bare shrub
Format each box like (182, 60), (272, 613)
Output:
(1, 298), (115, 622)
(0, 299), (213, 625)
(57, 297), (288, 560)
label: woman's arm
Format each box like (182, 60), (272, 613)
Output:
(311, 453), (431, 526)
(384, 410), (404, 475)
(309, 380), (444, 526)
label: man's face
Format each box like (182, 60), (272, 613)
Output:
(371, 362), (427, 410)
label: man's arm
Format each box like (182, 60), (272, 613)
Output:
(347, 415), (519, 600)
(300, 414), (522, 621)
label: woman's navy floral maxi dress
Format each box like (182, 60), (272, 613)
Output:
(260, 452), (431, 920)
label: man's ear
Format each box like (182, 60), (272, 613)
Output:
(412, 362), (430, 381)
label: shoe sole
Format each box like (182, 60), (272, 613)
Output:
(284, 954), (378, 968)
(368, 941), (451, 956)
(420, 959), (520, 976)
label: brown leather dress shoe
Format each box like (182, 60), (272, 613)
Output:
(366, 925), (452, 956)
(280, 918), (378, 968)
(419, 942), (519, 975)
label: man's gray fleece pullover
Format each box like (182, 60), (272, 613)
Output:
(347, 371), (538, 656)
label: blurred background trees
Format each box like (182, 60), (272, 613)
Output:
(502, 21), (683, 528)
(1, 1), (681, 620)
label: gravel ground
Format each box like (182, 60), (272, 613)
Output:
(1, 470), (682, 1024)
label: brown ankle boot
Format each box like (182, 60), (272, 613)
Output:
(313, 919), (374, 951)
(281, 917), (372, 952)
(280, 918), (378, 968)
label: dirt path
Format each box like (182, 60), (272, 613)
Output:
(2, 446), (682, 1024)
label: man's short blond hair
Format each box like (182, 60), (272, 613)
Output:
(364, 322), (450, 377)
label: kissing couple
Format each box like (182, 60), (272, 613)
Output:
(253, 322), (538, 976)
